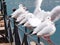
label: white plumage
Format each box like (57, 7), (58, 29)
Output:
(16, 11), (36, 25)
(11, 0), (60, 44)
(32, 6), (60, 36)
(16, 11), (28, 22)
(32, 16), (56, 36)
(13, 0), (60, 37)
(11, 4), (26, 19)
(15, 0), (44, 27)
(28, 17), (42, 27)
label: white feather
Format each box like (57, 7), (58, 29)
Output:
(50, 6), (60, 22)
(34, 0), (43, 15)
(32, 16), (56, 36)
(28, 17), (42, 27)
(18, 18), (27, 25)
(17, 12), (36, 25)
(23, 22), (29, 26)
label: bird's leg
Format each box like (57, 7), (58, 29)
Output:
(38, 37), (40, 43)
(37, 35), (41, 45)
(42, 36), (55, 45)
(26, 24), (33, 30)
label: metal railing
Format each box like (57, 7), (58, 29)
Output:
(11, 18), (41, 45)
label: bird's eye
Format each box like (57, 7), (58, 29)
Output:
(48, 18), (49, 19)
(47, 17), (50, 19)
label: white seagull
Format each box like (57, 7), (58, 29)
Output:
(16, 11), (36, 25)
(11, 4), (28, 44)
(20, 0), (50, 27)
(17, 0), (45, 27)
(11, 4), (27, 19)
(11, 0), (60, 44)
(32, 6), (60, 45)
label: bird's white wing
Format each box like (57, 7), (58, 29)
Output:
(50, 6), (60, 22)
(16, 12), (36, 25)
(35, 0), (43, 8)
(23, 21), (30, 26)
(32, 21), (48, 34)
(18, 18), (27, 25)
(28, 17), (42, 27)
(33, 0), (43, 15)
(37, 25), (56, 36)
(22, 10), (50, 27)
(16, 13), (26, 22)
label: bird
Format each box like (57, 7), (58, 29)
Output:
(11, 4), (27, 19)
(21, 0), (50, 27)
(31, 15), (56, 36)
(11, 0), (44, 27)
(31, 16), (55, 45)
(11, 0), (60, 44)
(16, 11), (29, 22)
(27, 17), (42, 27)
(19, 6), (60, 44)
(23, 0), (44, 27)
(16, 11), (36, 25)
(22, 5), (60, 37)
(31, 6), (60, 45)
(36, 16), (56, 36)
(14, 1), (54, 44)
(15, 0), (43, 27)
(11, 4), (28, 44)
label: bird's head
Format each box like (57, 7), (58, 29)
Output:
(45, 16), (51, 21)
(19, 4), (27, 11)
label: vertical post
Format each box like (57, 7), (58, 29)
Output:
(8, 17), (13, 44)
(37, 37), (40, 45)
(0, 0), (1, 11)
(12, 8), (21, 45)
(0, 0), (3, 14)
(14, 19), (21, 45)
(22, 27), (28, 45)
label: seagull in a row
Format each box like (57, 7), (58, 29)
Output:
(11, 0), (44, 27)
(11, 0), (60, 44)
(11, 4), (27, 19)
(16, 5), (60, 45)
(16, 11), (36, 25)
(32, 6), (60, 45)
(18, 0), (50, 27)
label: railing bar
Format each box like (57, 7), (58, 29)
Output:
(17, 26), (40, 45)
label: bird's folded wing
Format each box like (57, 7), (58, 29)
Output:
(32, 21), (47, 34)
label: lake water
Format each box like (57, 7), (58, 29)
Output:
(5, 0), (60, 45)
